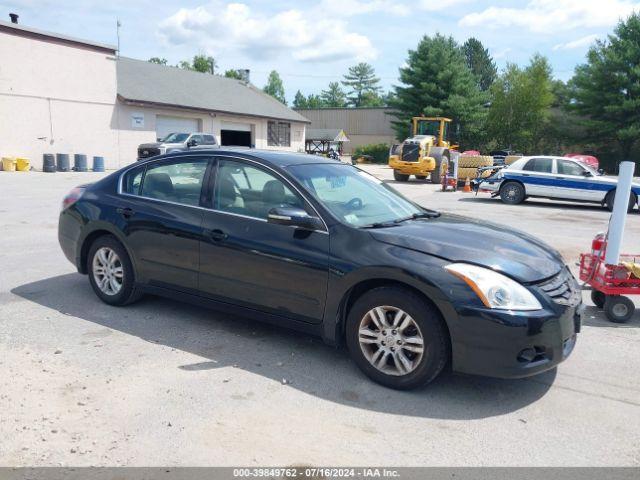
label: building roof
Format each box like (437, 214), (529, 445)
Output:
(117, 58), (310, 124)
(0, 20), (116, 52)
(306, 128), (350, 142)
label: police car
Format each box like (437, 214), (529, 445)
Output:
(479, 156), (640, 212)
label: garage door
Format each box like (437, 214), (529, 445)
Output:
(221, 121), (252, 147)
(156, 116), (199, 140)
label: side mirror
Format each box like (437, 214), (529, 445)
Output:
(157, 137), (162, 142)
(268, 207), (323, 231)
(187, 138), (198, 147)
(598, 168), (605, 175)
(581, 170), (592, 177)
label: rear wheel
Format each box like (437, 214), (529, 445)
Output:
(345, 287), (449, 390)
(591, 290), (606, 309)
(604, 295), (635, 323)
(500, 181), (526, 205)
(87, 235), (141, 306)
(604, 190), (637, 213)
(393, 171), (410, 182)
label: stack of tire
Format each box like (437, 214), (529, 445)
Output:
(457, 155), (494, 181)
(504, 155), (522, 166)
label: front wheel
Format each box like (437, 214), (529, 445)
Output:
(604, 295), (635, 323)
(604, 190), (637, 213)
(87, 235), (141, 306)
(500, 181), (526, 205)
(345, 287), (449, 390)
(393, 171), (410, 182)
(591, 290), (606, 309)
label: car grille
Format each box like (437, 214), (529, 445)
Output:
(537, 268), (581, 307)
(401, 144), (420, 162)
(138, 147), (160, 159)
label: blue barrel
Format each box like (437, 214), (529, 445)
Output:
(56, 153), (70, 172)
(73, 154), (88, 172)
(43, 154), (56, 173)
(92, 156), (105, 172)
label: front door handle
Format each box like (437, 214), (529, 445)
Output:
(116, 207), (135, 218)
(206, 229), (228, 242)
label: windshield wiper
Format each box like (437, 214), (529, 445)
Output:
(394, 211), (441, 223)
(360, 221), (400, 229)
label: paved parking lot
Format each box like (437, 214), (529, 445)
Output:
(1, 167), (639, 467)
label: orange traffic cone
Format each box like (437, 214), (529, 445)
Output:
(463, 177), (471, 193)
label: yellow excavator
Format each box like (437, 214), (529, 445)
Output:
(388, 116), (457, 183)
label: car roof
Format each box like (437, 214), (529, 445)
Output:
(156, 148), (342, 168)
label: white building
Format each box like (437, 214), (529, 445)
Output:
(0, 19), (308, 170)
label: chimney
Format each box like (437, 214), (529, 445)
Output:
(238, 69), (250, 84)
(9, 13), (18, 24)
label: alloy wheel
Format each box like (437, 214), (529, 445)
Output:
(92, 247), (123, 296)
(358, 306), (425, 376)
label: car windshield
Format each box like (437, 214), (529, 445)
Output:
(288, 163), (432, 227)
(161, 133), (189, 143)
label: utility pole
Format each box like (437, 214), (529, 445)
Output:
(116, 18), (121, 57)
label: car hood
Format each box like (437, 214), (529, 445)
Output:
(370, 214), (564, 283)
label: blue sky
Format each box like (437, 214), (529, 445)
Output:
(5, 0), (640, 102)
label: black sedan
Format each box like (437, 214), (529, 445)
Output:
(58, 149), (582, 389)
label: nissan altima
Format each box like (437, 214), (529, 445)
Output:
(58, 150), (582, 389)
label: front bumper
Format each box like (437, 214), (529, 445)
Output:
(450, 302), (582, 379)
(389, 157), (436, 175)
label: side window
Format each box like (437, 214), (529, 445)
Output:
(122, 167), (144, 195)
(140, 159), (208, 206)
(523, 158), (552, 173)
(203, 135), (216, 145)
(558, 159), (585, 176)
(190, 135), (204, 144)
(213, 160), (305, 220)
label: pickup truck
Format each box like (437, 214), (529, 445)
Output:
(137, 132), (218, 160)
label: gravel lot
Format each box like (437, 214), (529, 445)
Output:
(1, 166), (639, 467)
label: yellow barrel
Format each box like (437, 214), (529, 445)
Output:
(16, 158), (30, 171)
(2, 157), (16, 172)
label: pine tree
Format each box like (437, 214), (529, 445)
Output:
(341, 63), (382, 107)
(388, 34), (487, 148)
(463, 38), (497, 91)
(320, 82), (347, 107)
(263, 70), (287, 104)
(293, 90), (308, 108)
(571, 13), (640, 159)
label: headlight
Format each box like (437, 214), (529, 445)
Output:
(445, 263), (542, 311)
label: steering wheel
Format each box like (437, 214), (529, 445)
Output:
(345, 197), (363, 211)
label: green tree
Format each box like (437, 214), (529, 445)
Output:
(570, 13), (640, 159)
(360, 90), (385, 107)
(263, 70), (287, 104)
(342, 62), (382, 107)
(388, 34), (487, 148)
(148, 57), (168, 65)
(463, 38), (497, 91)
(305, 94), (325, 108)
(320, 82), (347, 107)
(192, 54), (216, 74)
(293, 90), (309, 108)
(486, 55), (555, 153)
(224, 69), (243, 79)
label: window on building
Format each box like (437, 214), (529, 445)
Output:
(267, 121), (291, 147)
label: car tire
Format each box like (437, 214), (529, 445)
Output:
(393, 171), (410, 182)
(87, 235), (142, 306)
(500, 181), (526, 205)
(345, 286), (449, 390)
(604, 190), (637, 213)
(591, 290), (606, 309)
(604, 295), (635, 323)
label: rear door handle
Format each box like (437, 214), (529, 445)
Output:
(116, 207), (135, 218)
(206, 229), (228, 242)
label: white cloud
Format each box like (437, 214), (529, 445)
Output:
(420, 0), (472, 11)
(318, 0), (409, 16)
(459, 0), (640, 33)
(492, 47), (512, 59)
(553, 33), (600, 50)
(159, 1), (377, 63)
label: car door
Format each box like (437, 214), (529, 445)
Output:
(198, 157), (330, 324)
(518, 157), (554, 197)
(118, 155), (211, 293)
(554, 158), (601, 201)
